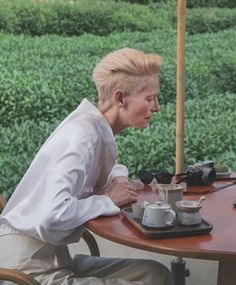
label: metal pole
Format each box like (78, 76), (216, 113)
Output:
(171, 256), (186, 285)
(175, 0), (186, 174)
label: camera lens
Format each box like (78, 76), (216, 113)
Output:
(201, 167), (216, 185)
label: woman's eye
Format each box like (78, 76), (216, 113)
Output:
(146, 96), (156, 103)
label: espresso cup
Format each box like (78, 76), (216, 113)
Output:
(131, 201), (149, 219)
(157, 184), (184, 213)
(142, 202), (176, 228)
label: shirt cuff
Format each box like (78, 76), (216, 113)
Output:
(107, 164), (129, 184)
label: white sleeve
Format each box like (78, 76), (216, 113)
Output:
(106, 163), (129, 184)
(35, 169), (120, 243)
(33, 131), (120, 243)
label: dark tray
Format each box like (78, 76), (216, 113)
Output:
(122, 207), (213, 239)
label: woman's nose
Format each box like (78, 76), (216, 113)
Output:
(152, 99), (160, 113)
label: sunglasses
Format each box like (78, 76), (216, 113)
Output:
(139, 169), (173, 185)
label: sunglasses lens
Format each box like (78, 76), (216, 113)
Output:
(139, 170), (153, 185)
(156, 172), (173, 184)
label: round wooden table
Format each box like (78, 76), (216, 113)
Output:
(87, 180), (236, 285)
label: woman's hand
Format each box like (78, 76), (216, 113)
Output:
(104, 178), (138, 207)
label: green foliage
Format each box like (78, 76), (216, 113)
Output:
(0, 121), (56, 198)
(185, 29), (236, 96)
(184, 93), (236, 168)
(0, 0), (51, 35)
(2, 92), (235, 199)
(1, 28), (236, 128)
(186, 0), (236, 9)
(0, 0), (171, 36)
(117, 92), (236, 178)
(0, 0), (236, 198)
(119, 0), (164, 4)
(0, 0), (235, 37)
(186, 8), (236, 35)
(149, 3), (236, 35)
(0, 33), (97, 126)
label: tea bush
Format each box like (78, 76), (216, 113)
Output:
(117, 92), (236, 177)
(1, 92), (236, 199)
(149, 4), (236, 35)
(0, 0), (235, 37)
(121, 0), (236, 7)
(0, 0), (171, 36)
(1, 0), (236, 198)
(1, 28), (236, 127)
(0, 121), (56, 198)
(186, 0), (236, 9)
(186, 8), (236, 35)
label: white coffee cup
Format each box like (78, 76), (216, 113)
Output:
(157, 184), (184, 212)
(142, 202), (176, 228)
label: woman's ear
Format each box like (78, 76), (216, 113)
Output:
(113, 89), (126, 106)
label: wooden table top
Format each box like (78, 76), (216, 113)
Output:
(87, 179), (236, 262)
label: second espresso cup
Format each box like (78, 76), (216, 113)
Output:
(142, 202), (176, 228)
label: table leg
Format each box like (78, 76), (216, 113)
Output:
(171, 257), (186, 285)
(217, 261), (236, 285)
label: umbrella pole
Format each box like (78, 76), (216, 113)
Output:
(175, 0), (186, 174)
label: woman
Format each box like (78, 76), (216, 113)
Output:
(0, 48), (174, 285)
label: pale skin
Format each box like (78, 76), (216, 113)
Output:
(99, 75), (160, 207)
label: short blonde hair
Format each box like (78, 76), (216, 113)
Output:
(92, 48), (163, 106)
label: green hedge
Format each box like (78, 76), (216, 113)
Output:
(0, 0), (235, 37)
(0, 121), (56, 198)
(0, 0), (171, 36)
(1, 92), (236, 199)
(186, 8), (236, 34)
(149, 4), (236, 35)
(121, 0), (236, 7)
(186, 0), (236, 9)
(117, 92), (236, 177)
(119, 0), (167, 4)
(1, 0), (236, 198)
(1, 28), (236, 127)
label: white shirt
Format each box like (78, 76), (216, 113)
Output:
(0, 99), (128, 245)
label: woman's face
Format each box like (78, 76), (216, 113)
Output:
(122, 75), (160, 129)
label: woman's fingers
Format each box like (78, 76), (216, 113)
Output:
(105, 180), (138, 206)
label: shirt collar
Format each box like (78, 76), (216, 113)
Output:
(77, 99), (117, 157)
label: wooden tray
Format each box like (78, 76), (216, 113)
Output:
(122, 207), (213, 239)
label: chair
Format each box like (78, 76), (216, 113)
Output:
(0, 193), (100, 284)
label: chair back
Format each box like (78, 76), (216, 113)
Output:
(0, 194), (7, 212)
(0, 192), (99, 284)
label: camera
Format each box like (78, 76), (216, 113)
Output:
(186, 160), (216, 186)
